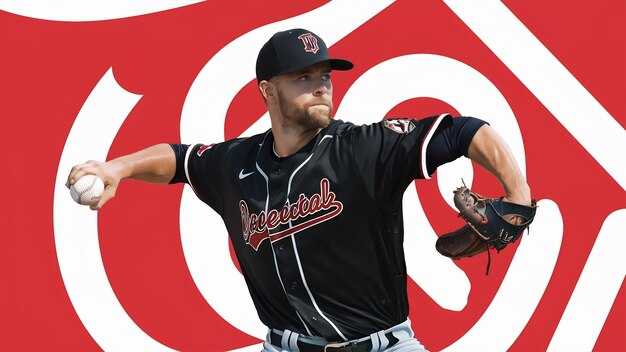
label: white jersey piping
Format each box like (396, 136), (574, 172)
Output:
(183, 143), (200, 193)
(420, 113), (449, 179)
(257, 135), (313, 336)
(285, 134), (348, 341)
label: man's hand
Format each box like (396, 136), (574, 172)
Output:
(65, 144), (178, 210)
(502, 183), (532, 225)
(66, 160), (125, 210)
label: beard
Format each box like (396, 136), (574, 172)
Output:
(277, 92), (333, 132)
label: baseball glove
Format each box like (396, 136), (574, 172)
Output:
(436, 183), (537, 274)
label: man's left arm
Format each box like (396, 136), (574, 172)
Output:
(466, 124), (532, 222)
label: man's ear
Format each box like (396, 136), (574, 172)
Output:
(259, 80), (274, 101)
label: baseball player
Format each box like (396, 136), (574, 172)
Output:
(67, 29), (533, 351)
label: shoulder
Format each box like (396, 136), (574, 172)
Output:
(338, 114), (453, 137)
(327, 119), (356, 137)
(201, 130), (268, 153)
(225, 130), (267, 147)
(185, 131), (268, 167)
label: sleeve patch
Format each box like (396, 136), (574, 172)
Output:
(383, 118), (415, 134)
(196, 143), (215, 157)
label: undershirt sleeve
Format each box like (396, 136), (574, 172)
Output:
(169, 143), (190, 184)
(425, 116), (488, 176)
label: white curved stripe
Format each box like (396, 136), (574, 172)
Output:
(334, 54), (526, 209)
(444, 0), (626, 192)
(334, 54), (524, 309)
(0, 0), (203, 22)
(179, 193), (263, 331)
(548, 209), (626, 351)
(403, 186), (470, 311)
(241, 112), (271, 137)
(181, 0), (395, 144)
(443, 199), (563, 352)
(53, 68), (175, 351)
(436, 158), (474, 209)
(179, 0), (395, 340)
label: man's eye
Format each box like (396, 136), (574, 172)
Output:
(321, 74), (331, 81)
(298, 75), (309, 81)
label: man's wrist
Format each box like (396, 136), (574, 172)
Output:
(504, 182), (532, 206)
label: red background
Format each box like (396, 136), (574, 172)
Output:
(1, 1), (624, 350)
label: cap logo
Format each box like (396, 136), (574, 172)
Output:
(298, 33), (319, 54)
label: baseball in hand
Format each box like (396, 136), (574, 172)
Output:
(70, 174), (105, 206)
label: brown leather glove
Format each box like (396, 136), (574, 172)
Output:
(436, 184), (537, 273)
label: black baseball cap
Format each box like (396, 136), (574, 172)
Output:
(256, 28), (353, 82)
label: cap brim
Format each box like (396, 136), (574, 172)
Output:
(329, 58), (354, 71)
(275, 57), (354, 78)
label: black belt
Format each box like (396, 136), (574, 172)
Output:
(269, 330), (399, 352)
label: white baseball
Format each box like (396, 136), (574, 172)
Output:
(70, 174), (105, 206)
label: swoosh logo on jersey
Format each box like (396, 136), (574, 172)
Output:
(238, 169), (255, 179)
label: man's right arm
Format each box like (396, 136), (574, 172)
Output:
(66, 143), (176, 210)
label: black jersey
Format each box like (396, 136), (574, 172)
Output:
(171, 114), (483, 341)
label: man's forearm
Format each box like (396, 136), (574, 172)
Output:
(467, 125), (531, 206)
(109, 143), (177, 184)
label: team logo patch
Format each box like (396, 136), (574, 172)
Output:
(384, 119), (416, 134)
(298, 33), (319, 54)
(196, 144), (215, 157)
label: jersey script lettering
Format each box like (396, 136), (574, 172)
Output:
(240, 178), (343, 250)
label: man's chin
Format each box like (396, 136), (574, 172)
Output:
(308, 106), (331, 122)
(310, 114), (331, 129)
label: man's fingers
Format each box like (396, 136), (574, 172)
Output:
(503, 214), (524, 225)
(89, 192), (109, 211)
(67, 164), (96, 187)
(68, 160), (122, 211)
(66, 164), (83, 188)
(67, 160), (108, 188)
(90, 186), (116, 211)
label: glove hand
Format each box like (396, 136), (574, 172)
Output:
(503, 213), (524, 225)
(436, 184), (537, 261)
(503, 192), (533, 225)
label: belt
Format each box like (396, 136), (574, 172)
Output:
(269, 330), (399, 352)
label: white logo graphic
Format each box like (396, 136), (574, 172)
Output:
(383, 118), (416, 134)
(50, 1), (624, 351)
(53, 2), (396, 351)
(238, 169), (255, 180)
(499, 228), (514, 243)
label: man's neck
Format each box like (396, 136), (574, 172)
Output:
(271, 123), (322, 158)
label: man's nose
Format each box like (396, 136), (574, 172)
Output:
(313, 79), (330, 96)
